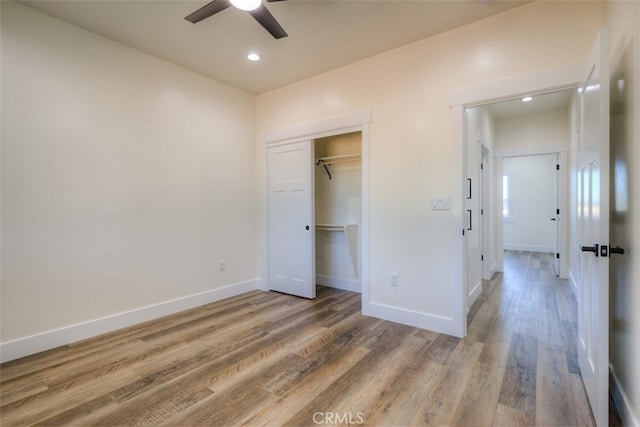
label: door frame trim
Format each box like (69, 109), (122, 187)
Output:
(496, 152), (569, 277)
(260, 110), (371, 307)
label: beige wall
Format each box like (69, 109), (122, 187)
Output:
(1, 3), (257, 345)
(606, 0), (640, 424)
(494, 108), (570, 157)
(257, 2), (603, 329)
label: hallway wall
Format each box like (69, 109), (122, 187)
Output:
(502, 154), (557, 253)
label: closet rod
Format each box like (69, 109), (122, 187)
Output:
(316, 154), (361, 179)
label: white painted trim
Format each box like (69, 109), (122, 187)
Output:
(360, 122), (371, 318)
(452, 104), (467, 338)
(496, 146), (572, 159)
(496, 155), (505, 273)
(569, 270), (579, 298)
(316, 275), (361, 293)
(489, 262), (498, 275)
(557, 151), (570, 279)
(260, 110), (372, 145)
(468, 280), (482, 309)
(610, 365), (640, 427)
(255, 277), (268, 292)
(451, 62), (586, 107)
(0, 279), (259, 363)
(497, 151), (570, 278)
(363, 302), (460, 338)
(503, 244), (556, 253)
(481, 146), (493, 282)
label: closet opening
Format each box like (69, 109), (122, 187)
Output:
(314, 132), (363, 293)
(264, 110), (370, 301)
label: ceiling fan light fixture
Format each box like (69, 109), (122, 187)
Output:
(230, 0), (261, 11)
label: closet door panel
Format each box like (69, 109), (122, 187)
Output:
(267, 141), (315, 298)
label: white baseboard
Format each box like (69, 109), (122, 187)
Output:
(255, 277), (268, 292)
(0, 279), (259, 363)
(468, 280), (482, 309)
(316, 274), (361, 293)
(610, 365), (640, 427)
(483, 262), (496, 281)
(362, 301), (460, 338)
(503, 244), (555, 253)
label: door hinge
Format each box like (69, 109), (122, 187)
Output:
(481, 209), (484, 215)
(481, 163), (484, 170)
(481, 255), (484, 261)
(557, 208), (560, 215)
(556, 164), (560, 170)
(556, 253), (560, 259)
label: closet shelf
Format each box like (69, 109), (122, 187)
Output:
(316, 224), (358, 277)
(315, 153), (361, 165)
(315, 223), (356, 231)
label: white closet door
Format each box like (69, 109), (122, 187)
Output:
(267, 141), (315, 298)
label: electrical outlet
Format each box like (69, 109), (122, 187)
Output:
(218, 259), (225, 272)
(390, 273), (399, 287)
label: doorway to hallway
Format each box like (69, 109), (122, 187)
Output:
(464, 88), (574, 311)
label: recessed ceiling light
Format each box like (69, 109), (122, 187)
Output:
(522, 96), (533, 102)
(247, 53), (260, 61)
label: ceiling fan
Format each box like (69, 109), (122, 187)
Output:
(185, 0), (288, 39)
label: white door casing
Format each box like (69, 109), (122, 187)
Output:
(576, 29), (610, 427)
(267, 141), (315, 299)
(554, 154), (560, 276)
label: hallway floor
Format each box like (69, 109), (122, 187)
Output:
(466, 250), (595, 426)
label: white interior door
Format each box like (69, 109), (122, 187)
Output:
(267, 141), (315, 299)
(554, 154), (560, 276)
(480, 149), (490, 280)
(465, 141), (482, 307)
(577, 29), (610, 427)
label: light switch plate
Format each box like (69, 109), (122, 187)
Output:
(431, 197), (450, 210)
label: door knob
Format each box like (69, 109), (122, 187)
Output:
(581, 244), (599, 256)
(609, 246), (625, 256)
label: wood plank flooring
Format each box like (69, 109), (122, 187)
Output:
(0, 251), (595, 426)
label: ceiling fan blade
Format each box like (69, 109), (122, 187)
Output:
(248, 5), (288, 39)
(185, 0), (231, 24)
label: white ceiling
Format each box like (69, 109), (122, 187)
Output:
(488, 89), (573, 119)
(19, 0), (529, 94)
